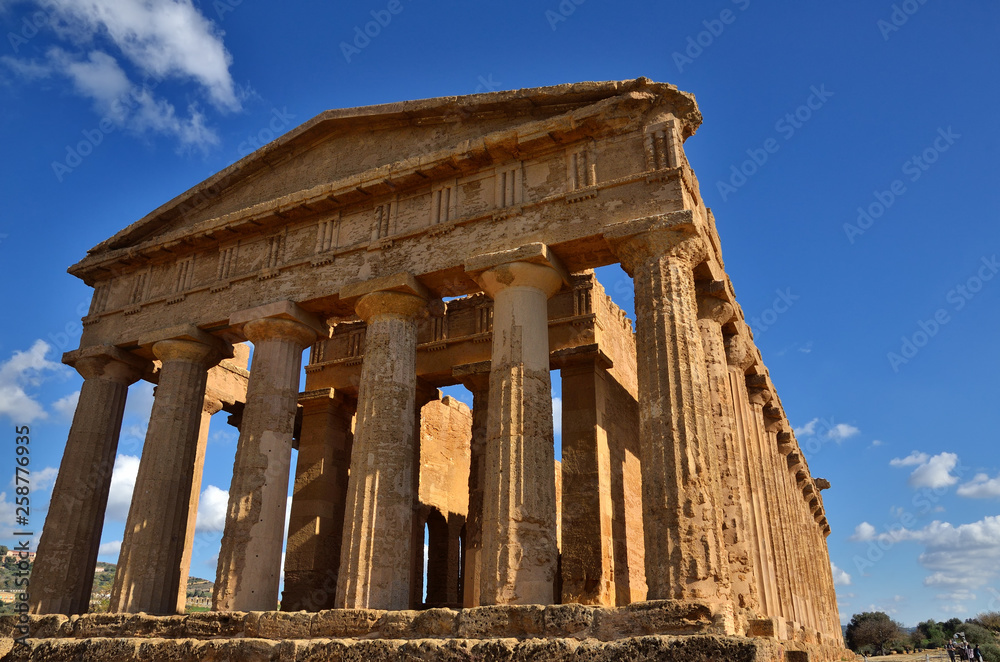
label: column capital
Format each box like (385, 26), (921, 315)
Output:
(298, 387), (357, 414)
(141, 324), (231, 365)
(230, 301), (327, 347)
(465, 243), (568, 299)
(63, 345), (149, 384)
(745, 374), (773, 406)
(724, 332), (756, 371)
(603, 211), (707, 275)
(697, 296), (735, 326)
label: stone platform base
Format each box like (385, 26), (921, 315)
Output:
(0, 602), (852, 661)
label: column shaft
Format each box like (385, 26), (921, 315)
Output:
(110, 338), (222, 615)
(30, 351), (143, 615)
(559, 356), (616, 606)
(457, 367), (489, 608)
(478, 261), (561, 605)
(282, 390), (354, 611)
(214, 317), (317, 611)
(615, 233), (730, 602)
(337, 290), (425, 610)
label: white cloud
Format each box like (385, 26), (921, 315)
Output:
(33, 467), (59, 492)
(870, 516), (1000, 592)
(890, 451), (930, 467)
(850, 522), (877, 542)
(44, 0), (238, 109)
(957, 473), (1000, 499)
(793, 417), (859, 442)
(53, 390), (80, 419)
(195, 485), (228, 533)
(552, 397), (562, 437)
(827, 423), (860, 441)
(0, 492), (14, 532)
(831, 561), (851, 586)
(889, 451), (960, 489)
(870, 439), (884, 447)
(2, 0), (238, 148)
(909, 453), (960, 489)
(794, 418), (819, 437)
(105, 454), (140, 521)
(0, 340), (67, 423)
(98, 540), (121, 558)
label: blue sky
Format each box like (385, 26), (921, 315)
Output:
(0, 0), (997, 625)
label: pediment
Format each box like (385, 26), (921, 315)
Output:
(81, 79), (699, 262)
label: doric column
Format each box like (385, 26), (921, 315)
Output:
(214, 302), (324, 612)
(110, 327), (227, 614)
(111, 333), (225, 615)
(466, 244), (566, 606)
(336, 274), (427, 610)
(282, 388), (355, 612)
(605, 215), (730, 605)
(29, 346), (147, 615)
(409, 380), (440, 609)
(453, 361), (490, 608)
(555, 346), (616, 607)
(746, 376), (791, 637)
(725, 333), (777, 624)
(697, 290), (760, 623)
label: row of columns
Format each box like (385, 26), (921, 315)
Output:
(32, 305), (324, 616)
(33, 218), (839, 644)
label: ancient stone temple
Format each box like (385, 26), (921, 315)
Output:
(8, 79), (849, 661)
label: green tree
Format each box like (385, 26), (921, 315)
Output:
(914, 619), (949, 649)
(973, 612), (1000, 636)
(845, 612), (906, 655)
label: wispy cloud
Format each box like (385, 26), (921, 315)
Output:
(0, 340), (68, 423)
(957, 473), (1000, 499)
(1, 0), (239, 149)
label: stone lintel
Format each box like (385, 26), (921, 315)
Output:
(601, 210), (699, 257)
(229, 300), (327, 338)
(340, 272), (430, 305)
(137, 324), (232, 358)
(62, 344), (150, 373)
(452, 361), (491, 380)
(298, 387), (355, 411)
(465, 242), (570, 288)
(549, 344), (613, 371)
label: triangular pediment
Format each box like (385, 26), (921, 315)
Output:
(82, 79), (699, 261)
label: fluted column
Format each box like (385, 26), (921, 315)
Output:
(697, 292), (759, 621)
(454, 362), (489, 608)
(605, 217), (730, 604)
(467, 246), (564, 606)
(746, 377), (791, 637)
(282, 388), (355, 612)
(214, 305), (323, 612)
(725, 334), (777, 623)
(336, 278), (427, 610)
(30, 347), (146, 615)
(110, 331), (226, 614)
(558, 348), (616, 607)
